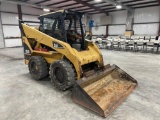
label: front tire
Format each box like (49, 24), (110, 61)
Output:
(28, 56), (49, 80)
(50, 60), (76, 91)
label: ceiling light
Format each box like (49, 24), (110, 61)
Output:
(116, 5), (122, 9)
(43, 8), (50, 12)
(95, 0), (102, 2)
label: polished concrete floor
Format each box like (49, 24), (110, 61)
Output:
(0, 48), (160, 120)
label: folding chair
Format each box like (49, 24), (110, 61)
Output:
(146, 39), (155, 53)
(126, 40), (135, 51)
(135, 39), (144, 52)
(131, 35), (135, 40)
(158, 42), (160, 53)
(96, 38), (103, 49)
(101, 39), (107, 49)
(106, 40), (112, 50)
(139, 36), (145, 40)
(112, 39), (119, 50)
(152, 39), (160, 53)
(145, 36), (151, 41)
(119, 39), (126, 50)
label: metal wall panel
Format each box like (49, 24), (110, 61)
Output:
(0, 12), (5, 48)
(5, 39), (22, 47)
(107, 6), (160, 35)
(22, 15), (40, 26)
(134, 6), (160, 23)
(82, 16), (87, 26)
(1, 3), (18, 13)
(100, 15), (112, 25)
(0, 3), (43, 48)
(108, 25), (126, 35)
(3, 26), (21, 38)
(92, 26), (106, 35)
(22, 14), (39, 22)
(92, 13), (106, 25)
(133, 23), (159, 35)
(1, 13), (18, 25)
(109, 10), (127, 24)
(21, 6), (45, 15)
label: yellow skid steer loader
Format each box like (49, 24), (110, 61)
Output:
(19, 10), (137, 117)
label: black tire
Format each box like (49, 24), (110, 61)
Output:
(28, 56), (49, 80)
(50, 60), (76, 91)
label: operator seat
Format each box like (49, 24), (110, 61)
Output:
(67, 30), (82, 50)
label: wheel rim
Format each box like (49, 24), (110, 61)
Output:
(54, 67), (64, 84)
(30, 61), (39, 75)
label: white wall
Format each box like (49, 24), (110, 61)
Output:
(1, 13), (19, 25)
(133, 24), (159, 35)
(0, 3), (21, 48)
(109, 10), (127, 24)
(91, 6), (160, 36)
(82, 15), (87, 26)
(21, 6), (46, 27)
(0, 3), (47, 48)
(108, 10), (127, 35)
(3, 26), (21, 38)
(91, 13), (106, 35)
(21, 6), (45, 15)
(92, 13), (106, 25)
(0, 3), (18, 13)
(91, 11), (128, 36)
(22, 14), (40, 27)
(133, 6), (160, 35)
(92, 26), (106, 35)
(0, 13), (5, 48)
(108, 25), (126, 35)
(134, 7), (159, 23)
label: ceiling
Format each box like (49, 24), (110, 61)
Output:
(22, 0), (160, 14)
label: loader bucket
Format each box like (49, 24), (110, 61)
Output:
(71, 65), (138, 117)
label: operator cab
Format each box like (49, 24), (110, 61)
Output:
(38, 10), (86, 50)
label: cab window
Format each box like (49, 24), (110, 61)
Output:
(43, 18), (56, 30)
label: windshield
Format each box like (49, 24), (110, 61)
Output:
(43, 18), (55, 30)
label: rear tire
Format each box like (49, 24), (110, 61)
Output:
(28, 56), (49, 80)
(50, 60), (76, 91)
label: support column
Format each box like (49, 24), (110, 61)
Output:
(158, 22), (160, 36)
(125, 11), (134, 37)
(0, 12), (5, 48)
(159, 6), (160, 35)
(159, 18), (160, 35)
(17, 5), (23, 46)
(106, 25), (108, 37)
(17, 5), (22, 20)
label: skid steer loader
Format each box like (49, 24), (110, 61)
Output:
(19, 10), (138, 117)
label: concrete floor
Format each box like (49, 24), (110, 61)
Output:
(0, 48), (160, 120)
